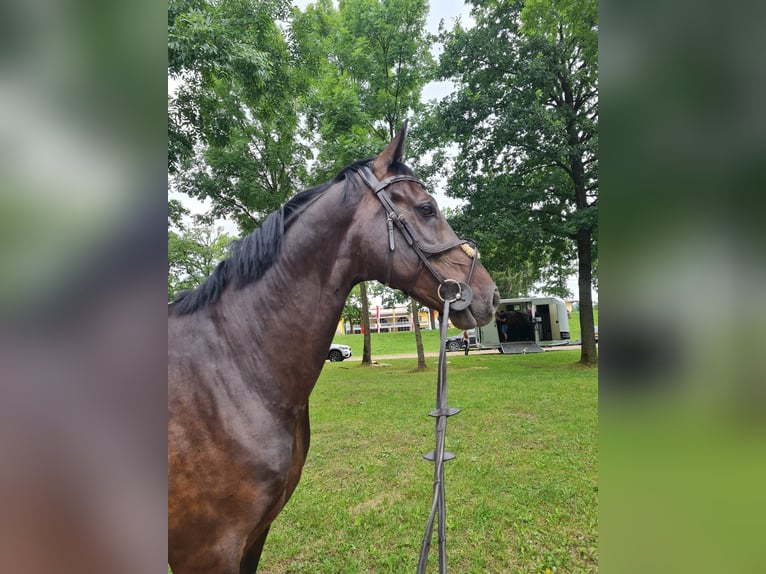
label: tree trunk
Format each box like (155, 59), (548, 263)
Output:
(565, 107), (597, 366)
(411, 298), (427, 370)
(577, 228), (598, 365)
(360, 281), (372, 365)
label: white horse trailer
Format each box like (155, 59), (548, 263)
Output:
(476, 296), (571, 354)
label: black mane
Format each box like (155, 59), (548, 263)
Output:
(169, 158), (389, 316)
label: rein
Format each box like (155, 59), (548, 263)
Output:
(417, 292), (461, 574)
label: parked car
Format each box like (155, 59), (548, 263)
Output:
(445, 329), (477, 352)
(327, 343), (352, 362)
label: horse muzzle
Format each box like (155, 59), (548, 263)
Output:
(451, 284), (500, 330)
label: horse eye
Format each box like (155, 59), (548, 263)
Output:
(418, 203), (436, 218)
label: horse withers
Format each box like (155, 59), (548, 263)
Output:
(168, 123), (499, 573)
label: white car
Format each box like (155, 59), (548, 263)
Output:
(327, 343), (352, 362)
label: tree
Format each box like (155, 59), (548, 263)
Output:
(291, 0), (435, 167)
(411, 298), (427, 370)
(168, 224), (234, 300)
(359, 281), (373, 364)
(370, 284), (429, 370)
(168, 0), (310, 233)
(168, 198), (190, 229)
(342, 284), (364, 334)
(292, 0), (435, 365)
(434, 0), (598, 364)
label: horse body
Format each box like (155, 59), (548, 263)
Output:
(169, 179), (358, 573)
(505, 310), (535, 342)
(168, 125), (498, 573)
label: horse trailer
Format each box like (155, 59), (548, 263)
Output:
(476, 296), (572, 354)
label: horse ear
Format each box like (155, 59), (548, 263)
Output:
(372, 119), (408, 177)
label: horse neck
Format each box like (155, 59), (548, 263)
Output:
(217, 185), (367, 404)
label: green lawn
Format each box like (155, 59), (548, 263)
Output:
(567, 309), (598, 343)
(256, 350), (597, 573)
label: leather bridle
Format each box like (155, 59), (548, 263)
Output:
(358, 163), (484, 572)
(357, 165), (478, 311)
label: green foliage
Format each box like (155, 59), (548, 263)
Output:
(168, 0), (309, 233)
(168, 223), (234, 300)
(431, 0), (598, 362)
(341, 284), (364, 328)
(168, 0), (290, 171)
(367, 282), (409, 307)
(168, 198), (190, 229)
(431, 0), (597, 287)
(291, 0), (435, 180)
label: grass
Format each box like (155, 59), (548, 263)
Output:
(568, 309), (598, 343)
(256, 350), (597, 573)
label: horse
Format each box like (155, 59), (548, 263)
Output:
(168, 123), (500, 573)
(506, 310), (535, 342)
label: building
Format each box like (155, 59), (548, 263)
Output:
(337, 305), (438, 335)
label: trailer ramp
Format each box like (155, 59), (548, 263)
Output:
(499, 341), (544, 354)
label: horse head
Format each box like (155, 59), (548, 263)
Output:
(352, 122), (499, 329)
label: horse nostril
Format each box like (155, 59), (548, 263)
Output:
(492, 289), (500, 309)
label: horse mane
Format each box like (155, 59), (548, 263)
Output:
(170, 158), (412, 316)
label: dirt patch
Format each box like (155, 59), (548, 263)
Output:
(348, 491), (403, 516)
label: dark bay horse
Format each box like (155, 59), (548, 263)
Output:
(506, 310), (535, 342)
(168, 124), (499, 573)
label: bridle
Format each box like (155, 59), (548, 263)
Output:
(358, 163), (484, 573)
(359, 164), (474, 573)
(357, 165), (478, 311)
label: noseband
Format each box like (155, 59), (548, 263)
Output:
(358, 165), (478, 311)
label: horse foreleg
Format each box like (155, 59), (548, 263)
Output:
(238, 410), (309, 574)
(239, 525), (271, 574)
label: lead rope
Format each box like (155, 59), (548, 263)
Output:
(417, 287), (463, 574)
